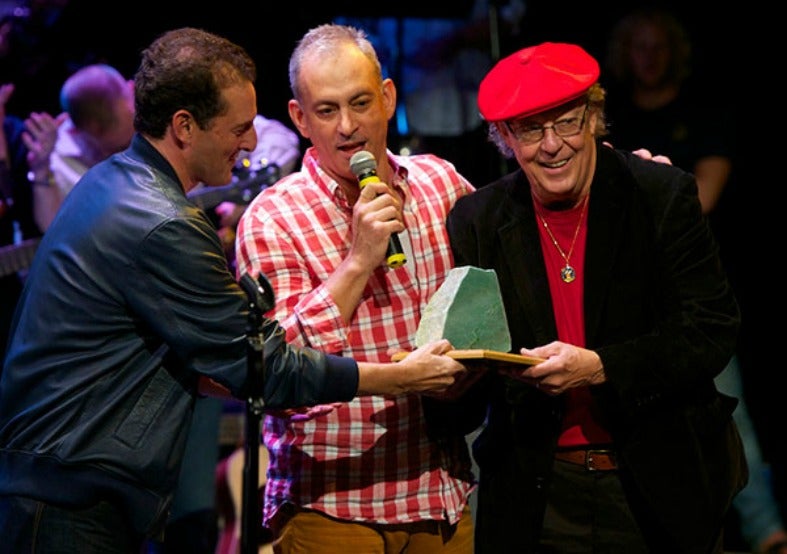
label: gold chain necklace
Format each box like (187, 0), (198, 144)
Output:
(538, 196), (588, 283)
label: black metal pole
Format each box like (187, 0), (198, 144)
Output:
(238, 273), (274, 554)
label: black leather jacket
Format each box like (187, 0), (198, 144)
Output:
(0, 135), (358, 536)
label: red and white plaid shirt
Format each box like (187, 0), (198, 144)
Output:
(236, 147), (476, 527)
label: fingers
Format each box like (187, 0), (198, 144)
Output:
(650, 154), (673, 166)
(0, 83), (14, 107)
(351, 180), (404, 267)
(631, 147), (673, 166)
(360, 184), (375, 200)
(359, 181), (387, 201)
(418, 338), (452, 355)
(356, 182), (399, 227)
(25, 111), (59, 135)
(22, 112), (60, 165)
(422, 361), (483, 400)
(632, 148), (653, 159)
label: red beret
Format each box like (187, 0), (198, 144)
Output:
(478, 42), (600, 122)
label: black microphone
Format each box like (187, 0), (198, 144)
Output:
(349, 150), (407, 269)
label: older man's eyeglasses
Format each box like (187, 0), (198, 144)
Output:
(505, 103), (589, 144)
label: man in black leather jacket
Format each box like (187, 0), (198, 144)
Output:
(0, 28), (465, 554)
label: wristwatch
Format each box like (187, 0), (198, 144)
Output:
(27, 170), (53, 187)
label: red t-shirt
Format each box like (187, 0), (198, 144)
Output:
(534, 196), (612, 447)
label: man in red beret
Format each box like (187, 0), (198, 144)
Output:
(423, 41), (746, 553)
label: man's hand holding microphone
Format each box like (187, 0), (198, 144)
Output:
(350, 150), (407, 269)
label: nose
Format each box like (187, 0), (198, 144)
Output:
(337, 107), (358, 136)
(242, 124), (258, 152)
(539, 125), (563, 151)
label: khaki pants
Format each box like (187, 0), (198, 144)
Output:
(271, 503), (474, 554)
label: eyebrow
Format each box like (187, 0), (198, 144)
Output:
(231, 120), (255, 134)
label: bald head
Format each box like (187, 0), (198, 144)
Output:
(60, 64), (135, 157)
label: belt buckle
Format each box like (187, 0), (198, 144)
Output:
(586, 449), (615, 471)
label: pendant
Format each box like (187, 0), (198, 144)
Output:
(560, 265), (576, 283)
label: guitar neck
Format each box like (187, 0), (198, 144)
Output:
(0, 237), (41, 278)
(0, 165), (281, 278)
(187, 164), (280, 211)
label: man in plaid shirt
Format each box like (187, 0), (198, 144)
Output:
(236, 23), (477, 553)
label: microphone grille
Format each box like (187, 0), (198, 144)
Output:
(349, 150), (377, 177)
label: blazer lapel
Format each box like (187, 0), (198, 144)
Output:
(496, 177), (558, 345)
(492, 148), (631, 349)
(584, 148), (629, 347)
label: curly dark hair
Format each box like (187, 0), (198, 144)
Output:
(133, 27), (256, 138)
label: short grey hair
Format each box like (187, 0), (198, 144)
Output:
(288, 23), (383, 101)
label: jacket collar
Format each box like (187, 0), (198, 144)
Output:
(493, 145), (630, 346)
(127, 134), (183, 191)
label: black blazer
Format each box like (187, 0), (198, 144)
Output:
(427, 144), (746, 553)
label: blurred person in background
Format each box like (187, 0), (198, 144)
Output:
(34, 63), (135, 230)
(0, 81), (60, 365)
(605, 9), (784, 553)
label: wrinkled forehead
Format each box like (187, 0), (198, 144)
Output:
(299, 45), (379, 101)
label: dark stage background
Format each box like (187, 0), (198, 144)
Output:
(5, 0), (777, 519)
(3, 0), (781, 545)
(18, 0), (769, 462)
(68, 0), (739, 133)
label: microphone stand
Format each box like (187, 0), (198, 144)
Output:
(238, 273), (275, 554)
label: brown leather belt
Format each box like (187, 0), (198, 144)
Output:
(554, 448), (619, 471)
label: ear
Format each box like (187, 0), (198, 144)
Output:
(382, 78), (396, 121)
(172, 110), (194, 143)
(287, 99), (309, 139)
(588, 109), (600, 136)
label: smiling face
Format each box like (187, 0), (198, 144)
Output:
(189, 81), (258, 188)
(499, 99), (598, 208)
(287, 41), (396, 196)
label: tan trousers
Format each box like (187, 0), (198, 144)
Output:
(271, 503), (474, 554)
